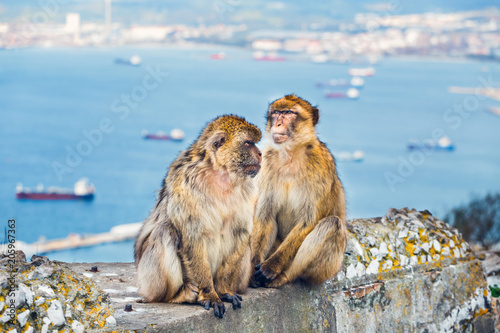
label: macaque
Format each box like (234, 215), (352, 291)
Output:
(251, 94), (346, 288)
(135, 115), (262, 318)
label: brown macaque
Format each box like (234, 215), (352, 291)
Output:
(134, 115), (262, 318)
(250, 94), (347, 288)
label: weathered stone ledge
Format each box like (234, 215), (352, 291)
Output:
(1, 208), (497, 332)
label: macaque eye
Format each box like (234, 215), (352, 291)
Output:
(244, 141), (254, 147)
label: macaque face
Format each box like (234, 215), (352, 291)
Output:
(269, 109), (298, 144)
(239, 138), (262, 177)
(212, 132), (262, 178)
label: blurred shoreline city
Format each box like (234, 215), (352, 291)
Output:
(1, 1), (499, 63)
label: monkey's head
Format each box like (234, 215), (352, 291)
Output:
(266, 94), (319, 145)
(200, 115), (262, 178)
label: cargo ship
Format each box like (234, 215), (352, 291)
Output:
(210, 52), (226, 60)
(316, 77), (364, 88)
(325, 88), (360, 99)
(348, 67), (375, 77)
(142, 129), (185, 141)
(16, 178), (95, 200)
(253, 51), (286, 62)
(407, 136), (455, 151)
(114, 55), (142, 66)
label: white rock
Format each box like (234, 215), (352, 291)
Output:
(41, 322), (50, 333)
(65, 305), (72, 318)
(0, 310), (13, 323)
(370, 248), (379, 257)
(379, 242), (389, 257)
(7, 329), (17, 333)
(43, 317), (51, 324)
(337, 270), (346, 281)
(413, 246), (422, 255)
(449, 240), (455, 248)
(346, 264), (357, 279)
(395, 239), (404, 251)
(28, 266), (54, 280)
(355, 262), (366, 277)
(18, 310), (30, 327)
(433, 239), (441, 252)
(382, 261), (393, 270)
(421, 243), (430, 254)
(399, 255), (409, 267)
(25, 326), (34, 333)
(410, 256), (418, 266)
(37, 285), (55, 297)
(71, 321), (85, 333)
(0, 302), (4, 311)
(365, 236), (376, 247)
(366, 260), (380, 275)
(75, 304), (83, 311)
(453, 248), (461, 258)
(47, 300), (65, 326)
(35, 297), (46, 306)
(442, 247), (451, 256)
(9, 283), (34, 309)
(407, 231), (419, 241)
(427, 255), (432, 262)
(420, 255), (427, 264)
(398, 227), (409, 238)
(106, 316), (117, 327)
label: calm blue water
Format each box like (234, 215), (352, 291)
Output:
(1, 47), (499, 262)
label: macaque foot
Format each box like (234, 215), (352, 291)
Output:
(248, 275), (264, 288)
(266, 272), (289, 288)
(254, 263), (280, 285)
(197, 293), (226, 319)
(220, 293), (242, 309)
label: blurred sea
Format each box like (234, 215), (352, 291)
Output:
(1, 47), (499, 262)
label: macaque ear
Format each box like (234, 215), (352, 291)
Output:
(311, 107), (319, 126)
(209, 132), (227, 150)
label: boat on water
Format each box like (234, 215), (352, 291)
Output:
(316, 79), (349, 88)
(253, 51), (286, 62)
(316, 77), (364, 88)
(336, 150), (365, 162)
(16, 178), (95, 200)
(348, 67), (375, 77)
(142, 129), (185, 141)
(407, 136), (455, 151)
(210, 52), (226, 60)
(325, 88), (360, 99)
(115, 55), (142, 66)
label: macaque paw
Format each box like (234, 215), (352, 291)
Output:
(248, 275), (264, 288)
(198, 293), (226, 319)
(220, 293), (242, 309)
(266, 273), (289, 288)
(254, 262), (280, 285)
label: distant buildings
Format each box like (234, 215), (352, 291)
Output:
(0, 8), (499, 62)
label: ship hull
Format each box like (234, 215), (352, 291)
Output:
(16, 193), (94, 200)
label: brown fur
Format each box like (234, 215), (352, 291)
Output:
(135, 115), (262, 318)
(251, 95), (347, 288)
